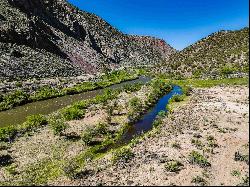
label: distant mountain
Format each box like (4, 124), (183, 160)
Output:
(0, 0), (175, 81)
(156, 27), (249, 78)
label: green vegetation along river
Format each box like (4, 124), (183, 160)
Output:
(0, 76), (151, 127)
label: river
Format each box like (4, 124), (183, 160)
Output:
(0, 76), (151, 127)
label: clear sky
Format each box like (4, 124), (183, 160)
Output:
(68, 0), (249, 50)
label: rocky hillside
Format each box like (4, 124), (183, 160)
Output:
(157, 27), (249, 78)
(0, 0), (175, 81)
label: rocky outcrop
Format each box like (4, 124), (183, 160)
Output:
(0, 0), (175, 81)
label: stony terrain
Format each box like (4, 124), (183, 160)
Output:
(74, 86), (249, 186)
(0, 0), (175, 81)
(156, 28), (249, 79)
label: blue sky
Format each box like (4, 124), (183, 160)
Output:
(68, 0), (249, 50)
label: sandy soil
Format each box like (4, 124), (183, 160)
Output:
(76, 86), (249, 186)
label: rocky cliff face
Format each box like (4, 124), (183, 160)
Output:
(0, 0), (175, 81)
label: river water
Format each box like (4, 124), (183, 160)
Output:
(0, 76), (151, 127)
(122, 85), (183, 143)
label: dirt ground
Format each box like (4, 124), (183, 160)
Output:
(76, 85), (249, 186)
(0, 85), (248, 186)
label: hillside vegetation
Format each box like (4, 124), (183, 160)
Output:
(156, 28), (249, 79)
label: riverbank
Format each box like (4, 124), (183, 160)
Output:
(0, 78), (173, 185)
(73, 85), (248, 186)
(0, 78), (248, 186)
(0, 76), (150, 127)
(0, 70), (139, 112)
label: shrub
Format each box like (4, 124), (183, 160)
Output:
(31, 87), (63, 101)
(72, 101), (89, 110)
(0, 142), (10, 150)
(172, 142), (181, 149)
(165, 160), (184, 172)
(129, 97), (143, 110)
(4, 163), (18, 175)
(63, 160), (79, 179)
(231, 170), (241, 177)
(128, 97), (143, 121)
(0, 126), (18, 142)
(123, 83), (143, 93)
(171, 94), (185, 102)
(81, 123), (108, 145)
(61, 106), (85, 120)
(112, 147), (134, 164)
(183, 86), (193, 96)
(234, 151), (249, 165)
(192, 176), (207, 186)
(21, 114), (48, 131)
(157, 110), (166, 118)
(220, 65), (237, 75)
(81, 128), (95, 145)
(189, 151), (211, 167)
(49, 117), (68, 136)
(0, 154), (13, 167)
(21, 159), (62, 185)
(0, 90), (29, 111)
(95, 123), (108, 135)
(152, 118), (163, 128)
(207, 139), (219, 148)
(237, 175), (249, 186)
(191, 139), (204, 149)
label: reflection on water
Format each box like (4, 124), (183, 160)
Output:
(122, 86), (183, 143)
(0, 77), (151, 127)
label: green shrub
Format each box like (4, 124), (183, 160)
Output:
(171, 94), (185, 102)
(95, 123), (108, 135)
(191, 139), (204, 149)
(112, 147), (134, 164)
(4, 163), (18, 175)
(21, 114), (48, 131)
(81, 128), (95, 145)
(129, 97), (143, 111)
(20, 159), (63, 185)
(237, 175), (249, 186)
(0, 126), (18, 142)
(63, 160), (79, 179)
(72, 100), (89, 110)
(220, 65), (237, 75)
(157, 110), (166, 118)
(61, 106), (85, 120)
(192, 176), (207, 186)
(31, 87), (63, 101)
(128, 97), (143, 121)
(183, 86), (193, 96)
(123, 83), (143, 93)
(81, 123), (108, 145)
(165, 160), (184, 172)
(234, 151), (249, 165)
(49, 117), (68, 136)
(152, 120), (161, 128)
(189, 151), (211, 167)
(171, 142), (181, 149)
(231, 170), (241, 177)
(0, 90), (29, 111)
(0, 142), (10, 150)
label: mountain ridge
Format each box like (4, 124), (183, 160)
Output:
(155, 27), (249, 78)
(0, 0), (175, 81)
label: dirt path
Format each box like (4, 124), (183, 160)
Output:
(78, 86), (249, 186)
